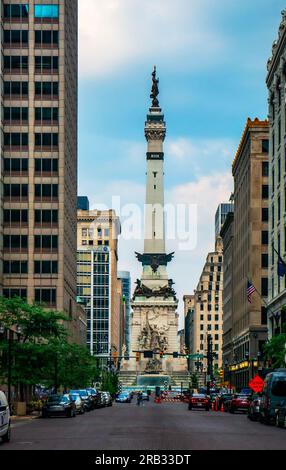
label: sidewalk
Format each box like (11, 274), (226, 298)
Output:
(11, 412), (40, 422)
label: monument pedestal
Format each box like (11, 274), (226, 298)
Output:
(121, 296), (187, 374)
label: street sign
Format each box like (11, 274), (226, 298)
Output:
(249, 375), (264, 393)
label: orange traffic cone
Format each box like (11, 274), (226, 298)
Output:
(220, 402), (225, 413)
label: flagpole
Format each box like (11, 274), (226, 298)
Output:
(247, 277), (277, 319)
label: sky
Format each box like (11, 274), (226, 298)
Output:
(77, 0), (285, 325)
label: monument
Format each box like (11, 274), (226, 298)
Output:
(122, 68), (187, 378)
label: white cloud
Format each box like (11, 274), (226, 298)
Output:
(79, 0), (226, 78)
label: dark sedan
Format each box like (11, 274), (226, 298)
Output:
(70, 390), (93, 411)
(188, 394), (210, 411)
(42, 395), (76, 418)
(116, 393), (131, 403)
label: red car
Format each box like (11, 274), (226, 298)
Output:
(226, 394), (250, 414)
(188, 394), (210, 411)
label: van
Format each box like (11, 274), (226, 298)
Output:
(0, 391), (11, 443)
(260, 369), (286, 425)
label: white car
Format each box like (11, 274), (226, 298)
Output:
(0, 391), (11, 443)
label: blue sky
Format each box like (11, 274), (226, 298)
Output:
(77, 0), (285, 322)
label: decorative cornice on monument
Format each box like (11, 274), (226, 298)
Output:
(132, 279), (177, 301)
(135, 252), (175, 272)
(266, 10), (286, 85)
(232, 118), (269, 174)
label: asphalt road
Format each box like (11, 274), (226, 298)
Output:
(2, 400), (286, 450)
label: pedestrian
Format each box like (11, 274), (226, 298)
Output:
(137, 391), (142, 406)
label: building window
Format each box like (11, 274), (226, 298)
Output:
(35, 210), (58, 224)
(215, 344), (219, 352)
(262, 140), (269, 154)
(215, 325), (219, 331)
(208, 314), (211, 321)
(35, 30), (59, 45)
(35, 289), (56, 305)
(35, 108), (58, 122)
(271, 203), (275, 229)
(4, 133), (28, 147)
(200, 315), (204, 321)
(215, 334), (219, 341)
(35, 159), (58, 173)
(208, 304), (211, 311)
(35, 82), (58, 97)
(4, 209), (28, 224)
(208, 294), (212, 302)
(261, 231), (268, 245)
(3, 261), (28, 274)
(4, 158), (28, 173)
(261, 253), (268, 269)
(207, 325), (211, 331)
(200, 325), (203, 331)
(4, 81), (28, 97)
(200, 334), (204, 341)
(34, 235), (58, 250)
(4, 30), (28, 45)
(215, 304), (219, 311)
(200, 303), (204, 311)
(35, 133), (58, 147)
(35, 56), (58, 72)
(3, 289), (27, 299)
(262, 162), (269, 178)
(261, 307), (267, 325)
(4, 184), (28, 198)
(4, 4), (29, 18)
(215, 314), (219, 322)
(262, 185), (269, 199)
(4, 107), (28, 122)
(35, 184), (58, 199)
(4, 55), (28, 71)
(4, 235), (28, 250)
(34, 5), (59, 18)
(104, 229), (110, 237)
(34, 260), (58, 274)
(261, 278), (268, 297)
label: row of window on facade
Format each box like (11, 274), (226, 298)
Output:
(3, 260), (58, 275)
(3, 4), (59, 19)
(3, 107), (58, 122)
(4, 133), (59, 147)
(3, 235), (58, 250)
(3, 29), (59, 45)
(4, 81), (59, 96)
(4, 56), (59, 71)
(4, 158), (58, 173)
(4, 209), (58, 224)
(81, 228), (110, 238)
(3, 288), (57, 304)
(4, 184), (59, 198)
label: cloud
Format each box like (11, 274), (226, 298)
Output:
(79, 0), (227, 78)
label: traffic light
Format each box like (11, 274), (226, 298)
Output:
(112, 351), (118, 365)
(160, 351), (164, 359)
(136, 352), (140, 362)
(219, 369), (224, 379)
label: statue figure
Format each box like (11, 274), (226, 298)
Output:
(150, 66), (160, 107)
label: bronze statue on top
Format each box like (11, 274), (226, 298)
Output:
(150, 66), (160, 107)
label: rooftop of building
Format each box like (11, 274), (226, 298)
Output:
(266, 10), (286, 85)
(232, 117), (269, 173)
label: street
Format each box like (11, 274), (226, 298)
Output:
(2, 400), (286, 451)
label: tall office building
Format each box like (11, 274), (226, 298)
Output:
(1, 1), (78, 338)
(266, 11), (286, 336)
(188, 237), (224, 373)
(215, 203), (234, 239)
(231, 118), (269, 389)
(77, 206), (122, 363)
(118, 271), (131, 356)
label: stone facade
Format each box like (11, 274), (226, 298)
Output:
(266, 10), (286, 336)
(77, 207), (123, 359)
(1, 0), (79, 342)
(231, 118), (269, 389)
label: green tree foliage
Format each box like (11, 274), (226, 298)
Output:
(263, 331), (286, 368)
(0, 297), (99, 395)
(101, 371), (119, 396)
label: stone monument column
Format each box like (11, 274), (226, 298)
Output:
(123, 67), (187, 376)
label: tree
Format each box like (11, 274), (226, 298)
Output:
(263, 330), (286, 369)
(101, 371), (119, 396)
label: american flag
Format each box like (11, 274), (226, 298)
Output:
(247, 280), (256, 303)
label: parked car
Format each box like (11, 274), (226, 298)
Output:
(0, 391), (11, 443)
(69, 390), (93, 412)
(142, 392), (150, 401)
(116, 392), (131, 403)
(276, 401), (286, 428)
(188, 394), (210, 411)
(42, 395), (76, 418)
(260, 369), (286, 425)
(247, 394), (262, 421)
(225, 394), (250, 414)
(218, 393), (233, 411)
(101, 391), (113, 407)
(67, 393), (85, 415)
